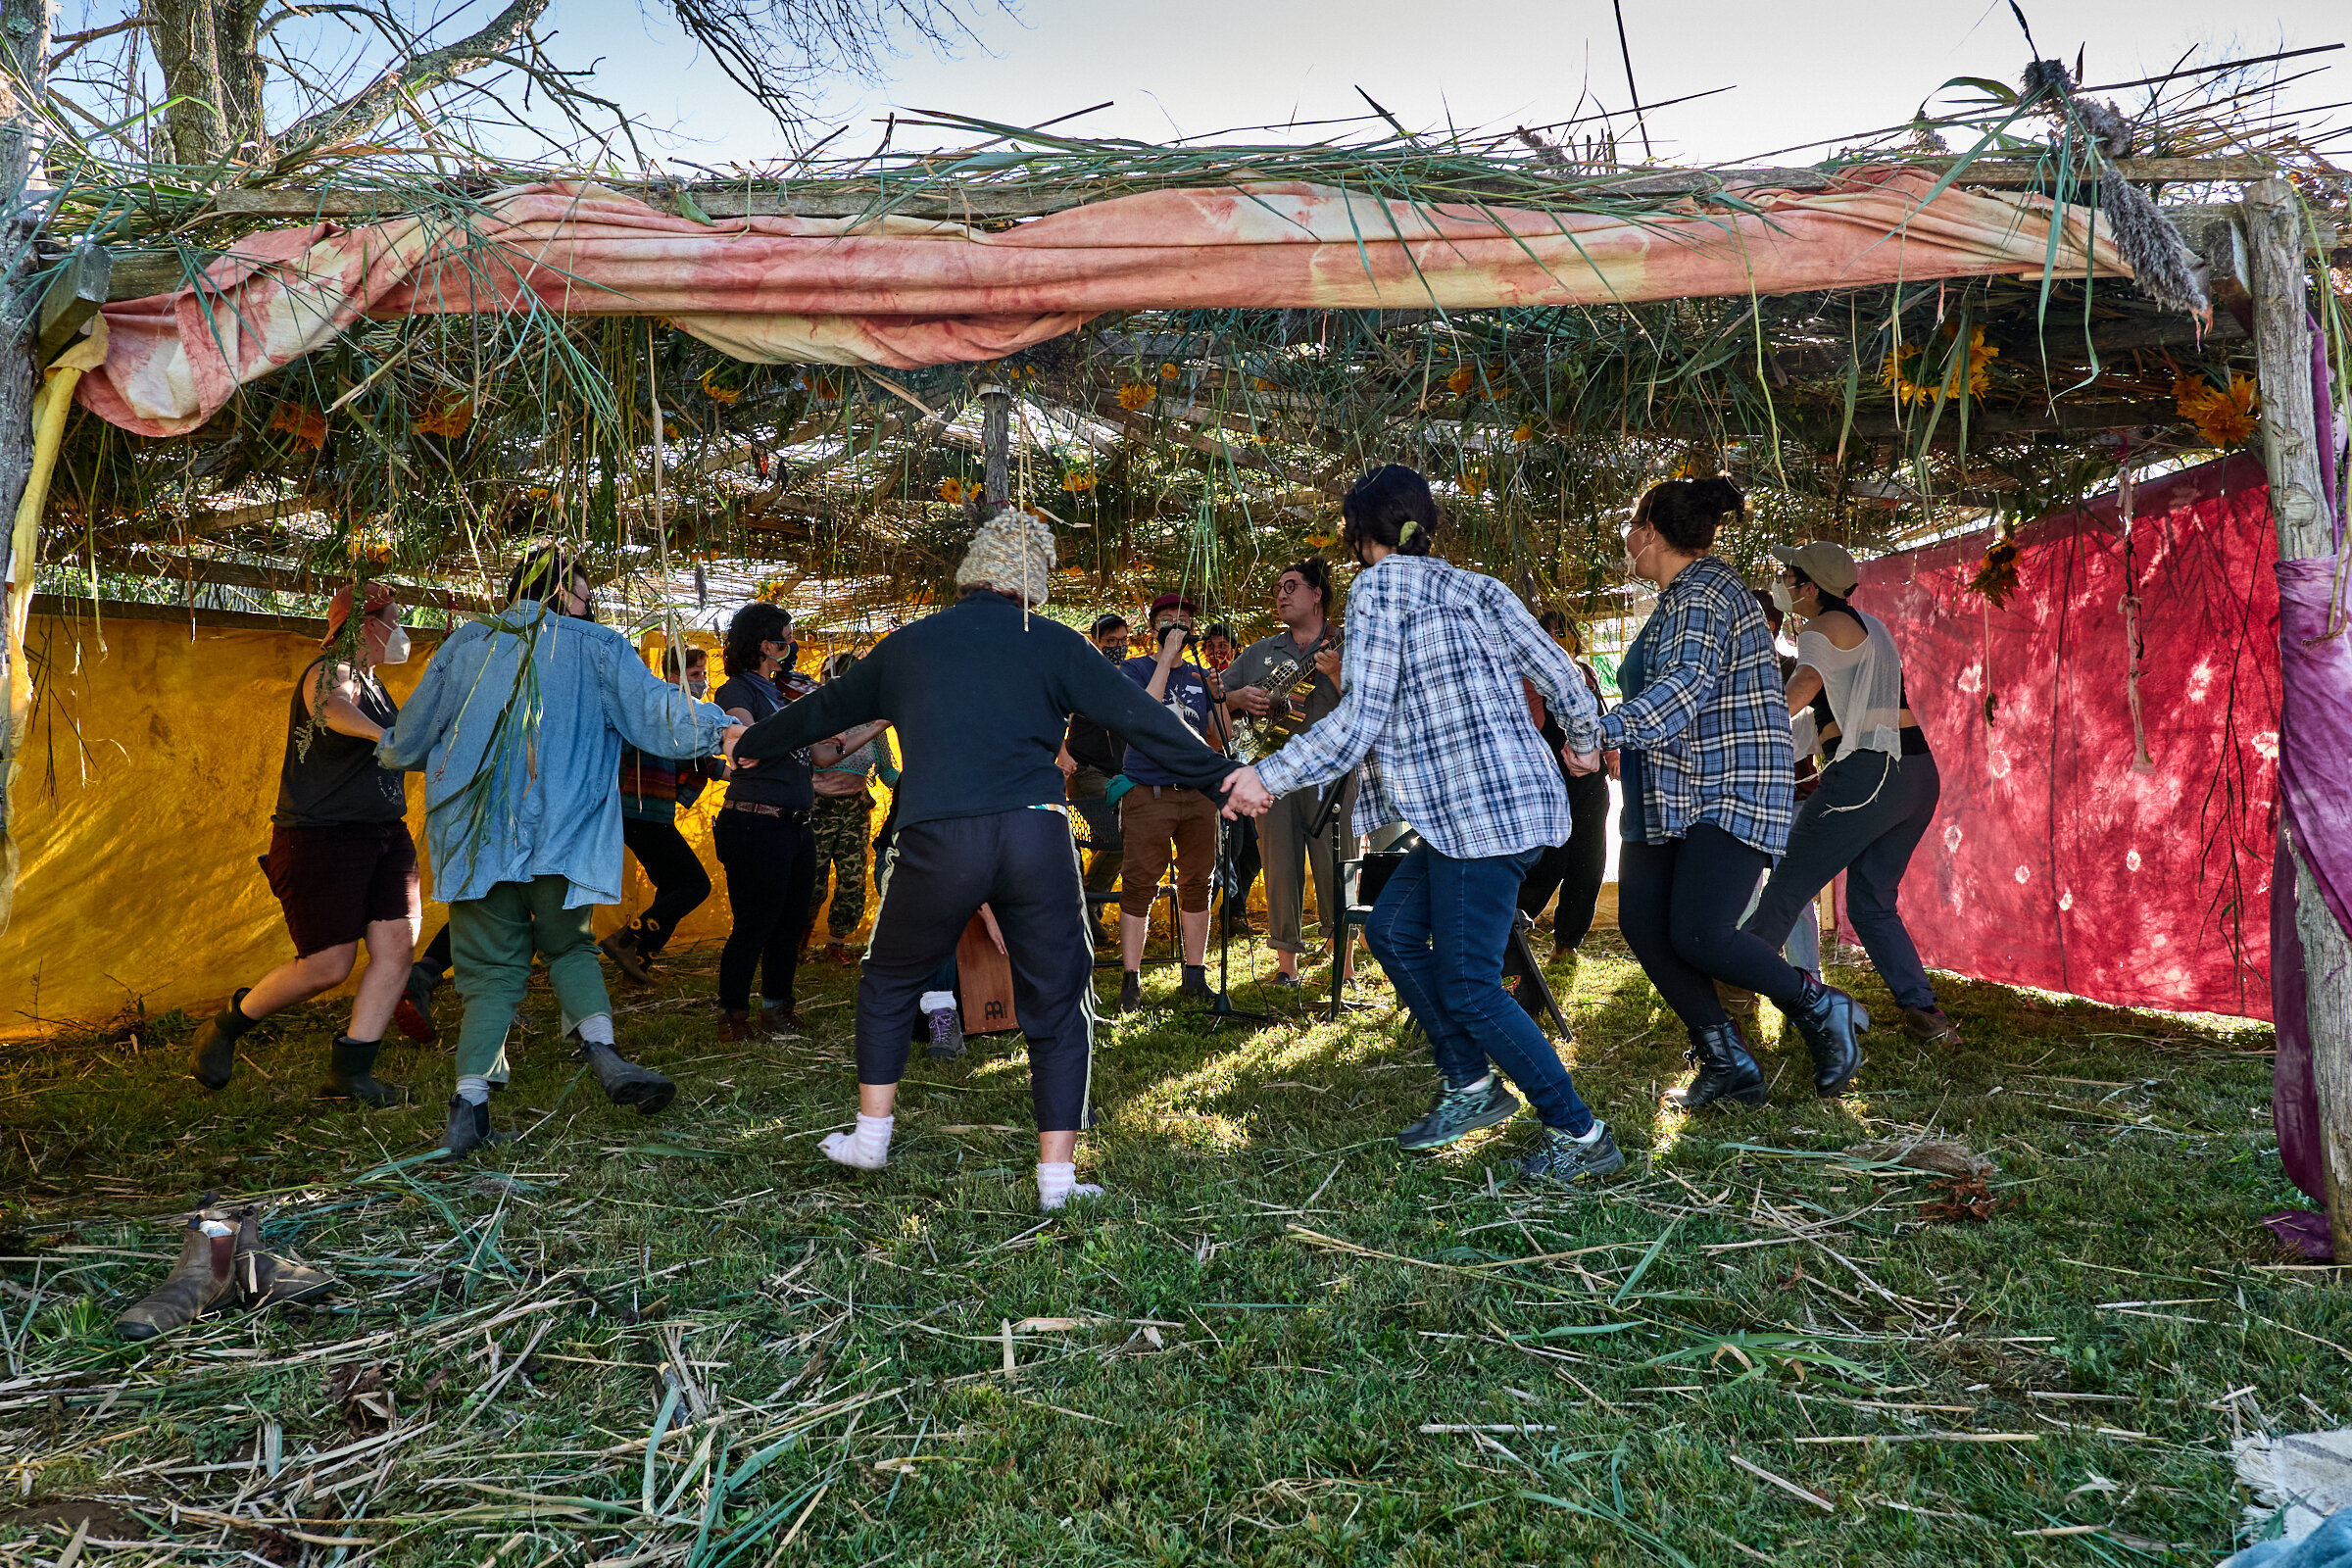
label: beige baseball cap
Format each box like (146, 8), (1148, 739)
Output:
(1769, 541), (1861, 597)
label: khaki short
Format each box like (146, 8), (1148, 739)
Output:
(1117, 785), (1219, 915)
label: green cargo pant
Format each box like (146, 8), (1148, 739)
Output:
(810, 792), (874, 941)
(449, 875), (612, 1079)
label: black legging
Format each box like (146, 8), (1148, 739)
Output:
(1618, 823), (1807, 1030)
(1517, 771), (1611, 952)
(621, 816), (714, 959)
(713, 809), (818, 1013)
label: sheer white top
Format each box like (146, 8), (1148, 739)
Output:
(1795, 609), (1905, 760)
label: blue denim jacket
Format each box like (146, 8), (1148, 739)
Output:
(377, 603), (732, 907)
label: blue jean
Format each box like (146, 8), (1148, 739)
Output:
(1365, 841), (1595, 1135)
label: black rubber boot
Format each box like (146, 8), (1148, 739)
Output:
(1180, 964), (1215, 1003)
(1664, 1020), (1770, 1110)
(1113, 972), (1143, 1014)
(320, 1038), (402, 1106)
(189, 989), (256, 1091)
(437, 1095), (508, 1158)
(1787, 977), (1869, 1097)
(580, 1041), (675, 1114)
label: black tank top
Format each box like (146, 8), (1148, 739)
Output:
(273, 659), (406, 826)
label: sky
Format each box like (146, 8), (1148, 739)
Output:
(537, 0), (2351, 168)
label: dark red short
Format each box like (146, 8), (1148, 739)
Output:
(264, 822), (420, 956)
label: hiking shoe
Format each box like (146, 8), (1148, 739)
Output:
(1787, 978), (1869, 1097)
(1899, 1006), (1962, 1047)
(393, 966), (438, 1043)
(1516, 1123), (1627, 1184)
(1112, 972), (1143, 1014)
(580, 1042), (675, 1114)
(319, 1038), (403, 1106)
(1396, 1076), (1521, 1152)
(718, 1010), (764, 1043)
(924, 1005), (966, 1060)
(1665, 1020), (1769, 1110)
(600, 931), (653, 987)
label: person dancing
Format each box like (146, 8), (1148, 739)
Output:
(1601, 479), (1869, 1110)
(730, 510), (1259, 1211)
(710, 604), (822, 1039)
(1744, 542), (1960, 1046)
(1223, 466), (1621, 1183)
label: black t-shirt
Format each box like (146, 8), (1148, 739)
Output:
(274, 659), (406, 827)
(715, 672), (815, 811)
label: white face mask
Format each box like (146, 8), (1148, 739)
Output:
(378, 624), (411, 664)
(1770, 582), (1796, 615)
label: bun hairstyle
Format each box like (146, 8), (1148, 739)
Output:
(1631, 476), (1746, 554)
(723, 601), (793, 678)
(1341, 466), (1443, 561)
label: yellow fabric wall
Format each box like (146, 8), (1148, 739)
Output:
(0, 601), (808, 1039)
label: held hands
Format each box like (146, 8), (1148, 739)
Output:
(722, 723), (754, 770)
(1220, 765), (1276, 819)
(1563, 746), (1602, 777)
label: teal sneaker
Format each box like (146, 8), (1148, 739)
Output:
(1515, 1123), (1627, 1184)
(1396, 1076), (1521, 1152)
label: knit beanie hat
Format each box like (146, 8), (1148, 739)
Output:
(953, 508), (1056, 608)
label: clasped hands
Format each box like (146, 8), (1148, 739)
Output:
(1220, 765), (1277, 819)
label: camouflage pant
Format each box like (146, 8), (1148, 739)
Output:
(810, 792), (874, 941)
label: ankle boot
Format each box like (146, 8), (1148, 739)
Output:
(599, 930), (653, 986)
(1787, 977), (1869, 1097)
(189, 989), (255, 1092)
(437, 1095), (510, 1158)
(117, 1208), (241, 1339)
(320, 1038), (403, 1106)
(226, 1206), (336, 1310)
(393, 964), (440, 1043)
(580, 1041), (675, 1114)
(1665, 1020), (1769, 1110)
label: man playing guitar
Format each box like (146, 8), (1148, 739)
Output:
(1224, 558), (1354, 987)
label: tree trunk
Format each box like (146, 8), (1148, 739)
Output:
(0, 0), (48, 936)
(2242, 177), (2352, 1259)
(145, 0), (270, 165)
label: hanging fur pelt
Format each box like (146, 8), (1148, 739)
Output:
(2020, 59), (2211, 322)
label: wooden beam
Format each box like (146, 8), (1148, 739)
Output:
(34, 244), (111, 366)
(2245, 175), (2352, 1261)
(1827, 400), (2180, 443)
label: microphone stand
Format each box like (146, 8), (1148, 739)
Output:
(1181, 632), (1270, 1033)
(1307, 773), (1377, 1023)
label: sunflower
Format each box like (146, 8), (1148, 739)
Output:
(1060, 469), (1100, 494)
(1158, 362), (1181, 380)
(2178, 372), (2259, 448)
(1969, 524), (2023, 608)
(1116, 381), (1156, 411)
(269, 403), (327, 451)
(700, 366), (744, 405)
(1446, 365), (1477, 397)
(1512, 421), (1536, 443)
(414, 394), (473, 438)
(939, 476), (975, 505)
(1881, 326), (1996, 407)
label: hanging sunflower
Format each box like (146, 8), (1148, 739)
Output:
(938, 476), (976, 505)
(700, 365), (746, 405)
(2176, 371), (2259, 448)
(1116, 381), (1156, 411)
(1881, 324), (1996, 407)
(1158, 362), (1181, 380)
(1969, 520), (2022, 608)
(1512, 422), (1536, 442)
(1060, 468), (1100, 494)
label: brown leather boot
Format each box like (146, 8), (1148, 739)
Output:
(117, 1209), (241, 1340)
(227, 1206), (336, 1310)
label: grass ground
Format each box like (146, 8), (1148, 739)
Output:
(0, 920), (2338, 1568)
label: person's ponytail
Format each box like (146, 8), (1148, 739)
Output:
(1631, 475), (1746, 554)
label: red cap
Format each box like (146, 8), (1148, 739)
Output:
(1147, 591), (1197, 620)
(323, 580), (396, 646)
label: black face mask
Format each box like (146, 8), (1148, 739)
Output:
(1101, 643), (1122, 662)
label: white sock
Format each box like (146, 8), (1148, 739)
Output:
(918, 990), (956, 1013)
(576, 1013), (615, 1047)
(456, 1076), (492, 1105)
(1570, 1119), (1605, 1146)
(820, 1112), (894, 1171)
(1038, 1161), (1104, 1211)
(1450, 1072), (1494, 1095)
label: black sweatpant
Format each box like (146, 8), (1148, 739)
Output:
(1618, 823), (1807, 1030)
(858, 807), (1095, 1131)
(622, 816), (713, 960)
(1518, 771), (1611, 952)
(714, 809), (818, 1014)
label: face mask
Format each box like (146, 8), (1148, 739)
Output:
(688, 675), (710, 698)
(379, 624), (411, 664)
(1770, 582), (1796, 614)
(1623, 531), (1658, 583)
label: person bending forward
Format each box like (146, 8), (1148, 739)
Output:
(732, 510), (1259, 1211)
(1225, 466), (1622, 1185)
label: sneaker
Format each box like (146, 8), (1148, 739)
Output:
(1396, 1076), (1521, 1152)
(1112, 972), (1143, 1014)
(1271, 971), (1300, 990)
(924, 1005), (966, 1060)
(1516, 1123), (1626, 1184)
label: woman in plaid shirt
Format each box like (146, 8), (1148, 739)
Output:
(1603, 478), (1870, 1108)
(1238, 466), (1624, 1185)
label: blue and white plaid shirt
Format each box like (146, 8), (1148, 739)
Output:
(1601, 555), (1793, 856)
(1255, 555), (1601, 860)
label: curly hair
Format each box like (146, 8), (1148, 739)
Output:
(722, 602), (794, 679)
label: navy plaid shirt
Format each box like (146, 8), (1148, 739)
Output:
(1255, 556), (1601, 860)
(1601, 555), (1793, 856)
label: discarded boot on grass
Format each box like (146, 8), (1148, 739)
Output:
(188, 989), (256, 1091)
(319, 1038), (403, 1106)
(581, 1041), (675, 1114)
(117, 1199), (336, 1340)
(1665, 1020), (1769, 1110)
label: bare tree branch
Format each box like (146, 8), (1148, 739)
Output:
(273, 0), (546, 152)
(49, 14), (155, 72)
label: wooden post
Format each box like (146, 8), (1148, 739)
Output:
(2243, 176), (2352, 1258)
(979, 382), (1011, 508)
(0, 0), (50, 937)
